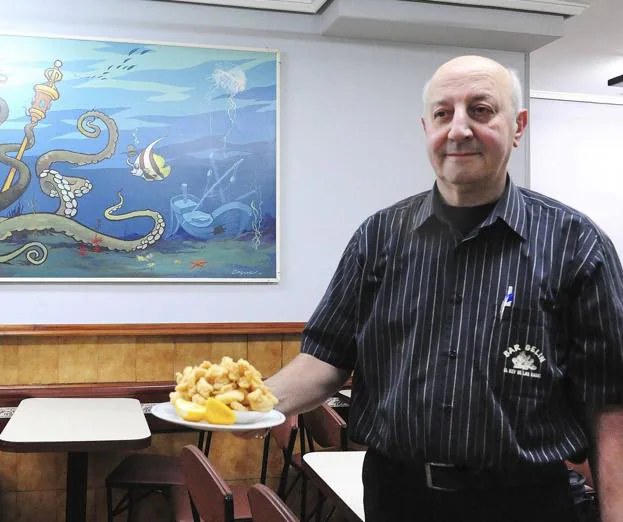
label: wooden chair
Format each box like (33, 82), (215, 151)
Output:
(277, 404), (347, 522)
(106, 431), (211, 521)
(107, 416), (294, 521)
(248, 484), (299, 522)
(181, 444), (253, 522)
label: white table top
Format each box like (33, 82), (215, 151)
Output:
(303, 451), (365, 521)
(0, 398), (151, 452)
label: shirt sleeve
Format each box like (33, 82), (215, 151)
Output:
(300, 227), (363, 371)
(568, 228), (623, 408)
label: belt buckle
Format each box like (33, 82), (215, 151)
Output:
(424, 462), (460, 492)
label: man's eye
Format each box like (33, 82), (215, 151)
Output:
(472, 106), (492, 116)
(433, 111), (448, 119)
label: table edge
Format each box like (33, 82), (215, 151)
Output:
(0, 434), (151, 453)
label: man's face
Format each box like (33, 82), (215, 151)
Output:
(422, 60), (527, 195)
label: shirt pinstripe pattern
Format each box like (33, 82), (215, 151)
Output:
(301, 178), (623, 469)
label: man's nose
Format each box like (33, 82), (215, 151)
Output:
(447, 111), (473, 141)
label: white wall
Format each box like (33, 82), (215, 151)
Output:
(0, 0), (528, 324)
(530, 97), (623, 258)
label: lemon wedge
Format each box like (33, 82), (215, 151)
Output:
(175, 398), (207, 422)
(204, 398), (236, 425)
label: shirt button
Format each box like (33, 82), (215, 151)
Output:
(448, 350), (457, 359)
(449, 294), (462, 305)
(443, 404), (453, 413)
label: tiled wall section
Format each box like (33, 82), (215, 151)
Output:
(0, 333), (302, 522)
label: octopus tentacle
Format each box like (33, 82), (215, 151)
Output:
(36, 111), (119, 216)
(0, 108), (163, 264)
(36, 111), (119, 172)
(0, 242), (47, 265)
(103, 192), (166, 250)
(0, 194), (164, 254)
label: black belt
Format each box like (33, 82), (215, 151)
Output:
(421, 460), (566, 492)
(424, 462), (479, 491)
(367, 449), (568, 493)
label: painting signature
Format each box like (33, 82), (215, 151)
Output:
(232, 269), (260, 276)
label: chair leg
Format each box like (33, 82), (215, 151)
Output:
(283, 474), (301, 506)
(301, 474), (308, 521)
(106, 486), (114, 522)
(203, 431), (213, 456)
(191, 499), (201, 522)
(126, 490), (134, 522)
(314, 492), (324, 522)
(260, 434), (271, 484)
(277, 450), (293, 498)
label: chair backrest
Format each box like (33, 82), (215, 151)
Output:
(271, 415), (298, 452)
(181, 445), (234, 522)
(300, 403), (348, 453)
(248, 484), (299, 522)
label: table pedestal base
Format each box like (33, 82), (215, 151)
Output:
(66, 452), (88, 522)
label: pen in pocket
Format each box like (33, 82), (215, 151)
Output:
(499, 285), (514, 320)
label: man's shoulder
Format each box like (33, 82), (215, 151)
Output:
(364, 190), (430, 225)
(520, 186), (590, 220)
(518, 186), (608, 241)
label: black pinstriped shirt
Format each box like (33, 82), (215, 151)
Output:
(301, 178), (623, 469)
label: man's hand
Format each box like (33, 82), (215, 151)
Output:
(264, 354), (349, 417)
(233, 354), (349, 440)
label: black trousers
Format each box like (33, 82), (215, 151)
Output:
(362, 449), (579, 522)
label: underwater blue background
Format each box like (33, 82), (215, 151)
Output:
(0, 34), (278, 280)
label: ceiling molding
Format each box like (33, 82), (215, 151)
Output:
(404, 0), (588, 17)
(155, 0), (332, 13)
(322, 0), (565, 52)
(531, 90), (623, 106)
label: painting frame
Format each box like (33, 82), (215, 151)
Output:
(0, 30), (280, 283)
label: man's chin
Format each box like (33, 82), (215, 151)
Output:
(439, 170), (486, 185)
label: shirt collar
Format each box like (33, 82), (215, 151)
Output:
(412, 175), (528, 240)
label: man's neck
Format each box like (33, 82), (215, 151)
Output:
(437, 176), (506, 207)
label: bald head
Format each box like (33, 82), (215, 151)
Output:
(423, 56), (523, 116)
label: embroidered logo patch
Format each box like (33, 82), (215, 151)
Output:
(502, 344), (545, 379)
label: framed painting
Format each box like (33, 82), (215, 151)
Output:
(0, 33), (279, 282)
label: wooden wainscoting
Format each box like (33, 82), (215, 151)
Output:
(0, 322), (304, 522)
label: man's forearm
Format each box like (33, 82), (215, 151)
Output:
(592, 406), (623, 521)
(265, 353), (350, 417)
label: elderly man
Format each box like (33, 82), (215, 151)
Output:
(265, 55), (623, 521)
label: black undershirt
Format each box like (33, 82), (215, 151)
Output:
(439, 199), (496, 237)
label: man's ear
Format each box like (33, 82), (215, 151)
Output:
(513, 109), (528, 148)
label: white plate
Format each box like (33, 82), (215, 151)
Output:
(235, 410), (274, 424)
(150, 402), (285, 432)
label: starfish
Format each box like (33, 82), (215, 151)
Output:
(190, 259), (207, 269)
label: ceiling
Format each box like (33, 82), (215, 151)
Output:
(530, 0), (623, 97)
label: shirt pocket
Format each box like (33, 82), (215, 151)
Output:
(490, 306), (553, 399)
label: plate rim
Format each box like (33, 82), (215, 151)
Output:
(150, 401), (285, 432)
